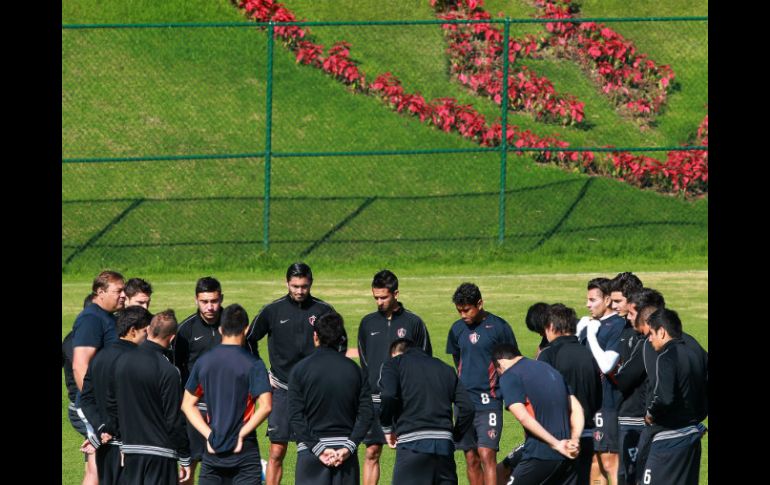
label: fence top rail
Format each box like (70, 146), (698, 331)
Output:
(62, 146), (708, 164)
(61, 16), (708, 30)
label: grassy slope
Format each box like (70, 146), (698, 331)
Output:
(62, 0), (707, 275)
(62, 269), (708, 484)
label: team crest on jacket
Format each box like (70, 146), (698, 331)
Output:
(594, 430), (604, 441)
(397, 328), (406, 338)
(309, 315), (317, 326)
(469, 332), (480, 344)
(487, 429), (497, 439)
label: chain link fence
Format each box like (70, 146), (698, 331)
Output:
(62, 16), (707, 273)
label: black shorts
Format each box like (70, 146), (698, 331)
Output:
(363, 400), (386, 446)
(96, 443), (123, 485)
(199, 440), (263, 485)
(619, 422), (644, 483)
(266, 386), (294, 443)
(120, 454), (178, 485)
(186, 406), (207, 461)
(592, 408), (619, 453)
(454, 409), (503, 451)
(641, 425), (705, 485)
(392, 448), (457, 485)
(295, 449), (359, 485)
(508, 458), (577, 485)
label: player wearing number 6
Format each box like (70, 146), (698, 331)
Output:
(446, 283), (518, 485)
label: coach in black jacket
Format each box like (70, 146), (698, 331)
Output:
(380, 338), (474, 485)
(114, 310), (192, 485)
(288, 311), (372, 485)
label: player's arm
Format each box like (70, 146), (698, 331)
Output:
(416, 316), (433, 356)
(72, 346), (97, 390)
(245, 305), (271, 355)
(452, 377), (474, 441)
(613, 341), (646, 391)
(237, 362), (274, 450)
(181, 390), (210, 440)
(287, 366), (323, 458)
(161, 368), (191, 468)
(646, 352), (677, 424)
(568, 395), (584, 441)
(585, 320), (620, 373)
(357, 320), (369, 374)
(445, 327), (461, 369)
(78, 367), (104, 448)
(379, 358), (401, 433)
(347, 370), (374, 452)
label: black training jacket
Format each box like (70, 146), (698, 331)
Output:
(646, 337), (708, 429)
(379, 347), (474, 442)
(172, 311), (222, 388)
(357, 302), (432, 399)
(246, 294), (344, 387)
(288, 346), (373, 457)
(537, 334), (603, 428)
(114, 340), (191, 466)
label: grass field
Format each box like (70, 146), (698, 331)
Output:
(61, 267), (708, 484)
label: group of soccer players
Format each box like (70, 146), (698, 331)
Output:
(62, 264), (708, 485)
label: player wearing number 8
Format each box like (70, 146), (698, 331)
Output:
(446, 283), (518, 485)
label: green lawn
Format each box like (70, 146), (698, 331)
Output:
(61, 267), (708, 484)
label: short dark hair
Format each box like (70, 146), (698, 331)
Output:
(648, 308), (682, 338)
(492, 343), (522, 365)
(314, 311), (345, 348)
(116, 306), (152, 337)
(547, 303), (578, 335)
(149, 310), (178, 339)
(125, 278), (153, 298)
(610, 272), (644, 297)
(587, 277), (611, 297)
(195, 276), (222, 295)
(389, 337), (414, 356)
(220, 304), (250, 337)
(83, 293), (95, 309)
(452, 282), (482, 306)
(372, 269), (398, 293)
(627, 287), (666, 315)
(286, 262), (313, 282)
(92, 270), (124, 294)
(525, 302), (550, 335)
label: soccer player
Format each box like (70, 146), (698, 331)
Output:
(173, 276), (225, 482)
(182, 303), (273, 484)
(114, 310), (191, 484)
(579, 277), (626, 485)
(246, 262), (343, 485)
(124, 277), (153, 309)
(446, 282), (517, 485)
(493, 342), (583, 484)
(380, 338), (474, 485)
(536, 304), (602, 485)
(69, 270), (126, 485)
(642, 309), (708, 485)
(78, 306), (152, 485)
(357, 269), (432, 485)
(288, 311), (372, 485)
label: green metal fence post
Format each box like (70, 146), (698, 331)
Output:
(498, 18), (511, 245)
(263, 22), (275, 253)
